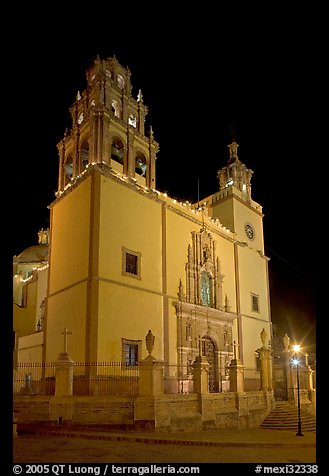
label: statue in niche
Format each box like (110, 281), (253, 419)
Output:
(201, 271), (211, 306)
(203, 245), (211, 262)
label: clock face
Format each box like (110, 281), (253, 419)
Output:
(245, 223), (255, 240)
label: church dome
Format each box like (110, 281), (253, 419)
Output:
(14, 244), (48, 264)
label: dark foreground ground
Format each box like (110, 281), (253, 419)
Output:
(13, 426), (317, 464)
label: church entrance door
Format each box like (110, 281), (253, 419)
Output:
(204, 336), (218, 393)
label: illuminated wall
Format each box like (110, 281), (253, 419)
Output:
(45, 177), (92, 362)
(44, 165), (271, 389)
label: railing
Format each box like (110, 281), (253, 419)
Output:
(73, 362), (139, 396)
(13, 361), (139, 396)
(13, 362), (56, 396)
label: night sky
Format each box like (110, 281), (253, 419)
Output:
(10, 16), (316, 354)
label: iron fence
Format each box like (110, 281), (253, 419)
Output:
(13, 361), (139, 396)
(73, 362), (139, 396)
(13, 362), (56, 396)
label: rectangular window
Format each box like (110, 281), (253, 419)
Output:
(124, 343), (138, 366)
(251, 293), (259, 312)
(122, 338), (142, 367)
(126, 253), (138, 275)
(122, 247), (141, 279)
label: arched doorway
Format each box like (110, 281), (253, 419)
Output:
(203, 336), (219, 393)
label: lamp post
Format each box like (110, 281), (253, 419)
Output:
(292, 344), (304, 437)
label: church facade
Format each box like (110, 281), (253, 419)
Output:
(14, 56), (272, 393)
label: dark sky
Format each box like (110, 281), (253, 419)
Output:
(10, 15), (316, 354)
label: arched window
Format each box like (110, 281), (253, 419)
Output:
(111, 99), (122, 119)
(64, 155), (73, 186)
(80, 140), (89, 168)
(201, 271), (211, 306)
(128, 114), (137, 128)
(117, 74), (125, 89)
(111, 137), (124, 165)
(135, 151), (147, 176)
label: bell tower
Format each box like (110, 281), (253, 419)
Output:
(45, 57), (159, 365)
(218, 141), (253, 202)
(208, 140), (264, 251)
(203, 140), (270, 374)
(56, 56), (158, 194)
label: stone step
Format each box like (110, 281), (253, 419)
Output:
(260, 402), (316, 432)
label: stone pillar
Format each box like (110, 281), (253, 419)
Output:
(257, 328), (273, 390)
(229, 358), (245, 393)
(258, 348), (273, 390)
(134, 330), (165, 429)
(229, 339), (244, 393)
(192, 355), (209, 394)
(138, 355), (164, 396)
(49, 328), (74, 423)
(54, 352), (74, 397)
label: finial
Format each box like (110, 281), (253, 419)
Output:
(145, 330), (155, 356)
(228, 141), (239, 162)
(137, 89), (143, 103)
(260, 328), (268, 349)
(76, 90), (81, 101)
(149, 125), (154, 140)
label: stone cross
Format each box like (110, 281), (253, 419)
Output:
(233, 340), (240, 361)
(62, 328), (72, 354)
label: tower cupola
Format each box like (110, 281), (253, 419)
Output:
(218, 141), (253, 201)
(56, 56), (159, 194)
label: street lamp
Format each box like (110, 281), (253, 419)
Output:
(292, 344), (304, 437)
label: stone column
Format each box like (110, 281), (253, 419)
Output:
(192, 355), (209, 394)
(138, 355), (164, 396)
(54, 352), (74, 397)
(134, 330), (166, 429)
(49, 328), (74, 423)
(258, 347), (273, 390)
(257, 328), (273, 390)
(229, 359), (245, 393)
(229, 341), (244, 393)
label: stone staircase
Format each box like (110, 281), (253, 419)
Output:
(260, 401), (316, 432)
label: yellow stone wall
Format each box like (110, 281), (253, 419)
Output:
(97, 177), (163, 361)
(13, 280), (37, 337)
(97, 282), (163, 361)
(48, 177), (91, 295)
(44, 168), (271, 378)
(45, 281), (87, 361)
(17, 332), (44, 362)
(46, 177), (92, 362)
(98, 177), (162, 292)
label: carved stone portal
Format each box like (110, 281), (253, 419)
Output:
(181, 228), (224, 309)
(173, 228), (235, 394)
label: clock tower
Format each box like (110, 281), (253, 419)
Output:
(203, 141), (271, 382)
